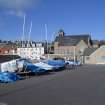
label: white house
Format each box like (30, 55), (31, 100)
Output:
(17, 42), (45, 60)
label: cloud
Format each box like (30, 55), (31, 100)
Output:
(0, 0), (41, 17)
(0, 0), (41, 11)
(6, 10), (25, 18)
(0, 0), (41, 18)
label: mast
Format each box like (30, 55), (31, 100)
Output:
(45, 24), (49, 58)
(45, 24), (47, 44)
(28, 21), (32, 59)
(22, 14), (26, 47)
(28, 21), (33, 44)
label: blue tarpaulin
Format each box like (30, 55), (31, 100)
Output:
(25, 63), (47, 74)
(44, 60), (65, 69)
(65, 60), (81, 66)
(0, 72), (21, 83)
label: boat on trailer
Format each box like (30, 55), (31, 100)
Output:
(43, 59), (66, 70)
(0, 72), (21, 83)
(34, 62), (54, 71)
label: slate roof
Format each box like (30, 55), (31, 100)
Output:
(0, 43), (14, 48)
(0, 55), (21, 63)
(83, 47), (98, 56)
(55, 35), (90, 46)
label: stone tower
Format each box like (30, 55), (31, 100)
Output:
(58, 29), (65, 37)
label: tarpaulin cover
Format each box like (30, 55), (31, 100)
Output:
(34, 62), (54, 71)
(0, 72), (21, 83)
(65, 60), (81, 66)
(44, 60), (65, 69)
(25, 63), (46, 74)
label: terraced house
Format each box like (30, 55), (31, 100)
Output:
(54, 30), (92, 60)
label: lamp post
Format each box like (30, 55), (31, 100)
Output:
(74, 46), (76, 62)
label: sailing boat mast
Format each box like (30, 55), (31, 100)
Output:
(45, 24), (49, 58)
(28, 21), (32, 44)
(22, 14), (26, 47)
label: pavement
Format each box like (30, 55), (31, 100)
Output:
(0, 65), (105, 105)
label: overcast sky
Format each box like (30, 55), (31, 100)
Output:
(0, 0), (105, 41)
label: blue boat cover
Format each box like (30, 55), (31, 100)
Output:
(0, 72), (21, 83)
(25, 63), (46, 74)
(44, 60), (65, 69)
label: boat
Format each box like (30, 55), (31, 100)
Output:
(43, 59), (66, 70)
(65, 60), (81, 66)
(34, 62), (54, 71)
(25, 63), (47, 75)
(16, 58), (32, 71)
(0, 72), (21, 83)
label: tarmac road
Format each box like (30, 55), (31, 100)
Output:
(0, 65), (105, 105)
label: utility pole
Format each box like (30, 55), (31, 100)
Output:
(74, 46), (76, 62)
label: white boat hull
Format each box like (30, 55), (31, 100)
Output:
(34, 62), (53, 71)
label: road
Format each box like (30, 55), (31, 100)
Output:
(0, 65), (105, 105)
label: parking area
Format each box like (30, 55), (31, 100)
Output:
(0, 65), (105, 105)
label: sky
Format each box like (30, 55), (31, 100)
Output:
(0, 0), (105, 41)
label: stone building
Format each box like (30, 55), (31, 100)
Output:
(83, 46), (105, 64)
(54, 30), (92, 60)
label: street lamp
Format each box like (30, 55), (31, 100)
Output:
(74, 46), (76, 62)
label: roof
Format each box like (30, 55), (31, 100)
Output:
(83, 47), (98, 56)
(0, 43), (12, 48)
(0, 55), (21, 63)
(55, 35), (90, 46)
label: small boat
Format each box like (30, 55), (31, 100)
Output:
(34, 62), (54, 71)
(25, 63), (47, 75)
(43, 59), (66, 70)
(16, 58), (31, 72)
(0, 72), (21, 83)
(65, 60), (81, 66)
